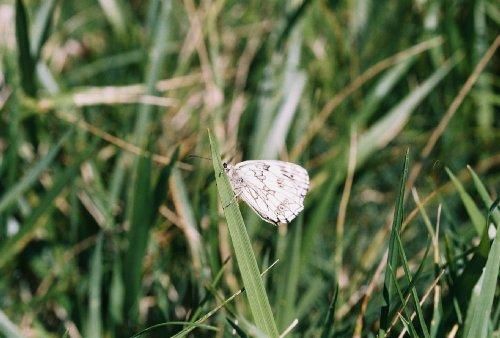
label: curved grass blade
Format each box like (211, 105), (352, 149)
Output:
(445, 167), (486, 235)
(467, 166), (500, 225)
(130, 322), (218, 338)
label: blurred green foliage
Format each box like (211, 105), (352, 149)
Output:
(0, 0), (498, 337)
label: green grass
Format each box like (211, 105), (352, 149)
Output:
(0, 0), (499, 337)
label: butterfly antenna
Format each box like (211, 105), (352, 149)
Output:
(187, 154), (212, 161)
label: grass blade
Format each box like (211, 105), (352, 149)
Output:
(0, 310), (25, 338)
(379, 150), (409, 335)
(464, 202), (500, 338)
(276, 220), (302, 330)
(320, 284), (338, 338)
(15, 0), (36, 96)
(395, 233), (430, 337)
(132, 0), (171, 149)
(208, 129), (279, 337)
(445, 168), (486, 235)
(467, 165), (500, 225)
(388, 263), (418, 337)
(123, 151), (176, 318)
(30, 0), (57, 60)
(356, 57), (456, 165)
(86, 234), (103, 338)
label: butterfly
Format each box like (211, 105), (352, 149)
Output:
(223, 160), (309, 225)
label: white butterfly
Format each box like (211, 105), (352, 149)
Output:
(223, 160), (309, 225)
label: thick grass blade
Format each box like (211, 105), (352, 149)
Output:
(436, 205), (492, 335)
(0, 310), (25, 338)
(445, 168), (486, 235)
(132, 0), (171, 149)
(356, 57), (456, 165)
(208, 129), (279, 337)
(123, 151), (176, 318)
(473, 0), (494, 141)
(30, 0), (58, 60)
(110, 253), (124, 324)
(276, 220), (302, 330)
(85, 234), (103, 338)
(467, 165), (500, 225)
(464, 203), (500, 338)
(123, 3), (173, 313)
(15, 0), (36, 96)
(354, 58), (415, 128)
(261, 29), (306, 160)
(379, 150), (409, 335)
(97, 0), (130, 41)
(124, 155), (152, 317)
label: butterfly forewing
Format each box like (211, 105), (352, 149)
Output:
(226, 160), (309, 225)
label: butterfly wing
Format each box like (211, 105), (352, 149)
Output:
(233, 160), (309, 224)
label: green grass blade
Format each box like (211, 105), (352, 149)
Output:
(30, 0), (57, 60)
(0, 309), (25, 338)
(395, 233), (430, 337)
(464, 205), (500, 338)
(445, 167), (486, 235)
(97, 0), (130, 41)
(276, 220), (302, 330)
(388, 263), (418, 337)
(320, 284), (338, 338)
(467, 165), (500, 225)
(123, 155), (153, 317)
(86, 234), (103, 338)
(0, 129), (71, 214)
(123, 151), (176, 318)
(208, 129), (279, 337)
(379, 150), (409, 335)
(354, 58), (415, 128)
(227, 317), (250, 338)
(132, 0), (171, 149)
(15, 0), (36, 96)
(356, 57), (456, 165)
(110, 253), (124, 324)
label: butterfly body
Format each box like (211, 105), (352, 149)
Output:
(223, 160), (309, 225)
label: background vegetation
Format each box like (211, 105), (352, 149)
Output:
(0, 0), (499, 337)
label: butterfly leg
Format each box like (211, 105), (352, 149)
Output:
(223, 191), (241, 209)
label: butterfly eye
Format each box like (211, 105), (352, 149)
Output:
(223, 163), (228, 169)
